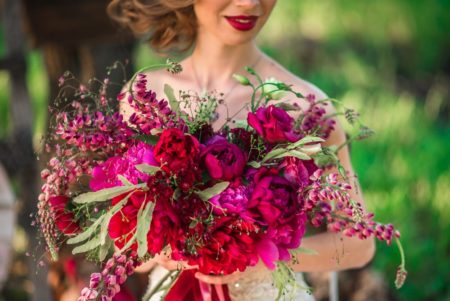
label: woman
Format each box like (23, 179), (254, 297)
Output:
(108, 1), (375, 300)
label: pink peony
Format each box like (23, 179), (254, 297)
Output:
(209, 185), (252, 220)
(89, 141), (157, 191)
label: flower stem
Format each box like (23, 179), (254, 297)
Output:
(142, 269), (178, 301)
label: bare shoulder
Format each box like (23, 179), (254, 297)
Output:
(261, 55), (344, 145)
(261, 56), (327, 99)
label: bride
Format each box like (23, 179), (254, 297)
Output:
(108, 0), (375, 300)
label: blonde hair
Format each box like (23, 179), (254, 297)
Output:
(107, 0), (196, 52)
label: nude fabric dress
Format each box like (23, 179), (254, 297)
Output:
(145, 265), (316, 301)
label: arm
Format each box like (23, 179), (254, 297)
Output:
(291, 117), (375, 272)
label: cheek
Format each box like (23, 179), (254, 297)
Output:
(194, 0), (227, 27)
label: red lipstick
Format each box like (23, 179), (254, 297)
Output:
(225, 15), (258, 31)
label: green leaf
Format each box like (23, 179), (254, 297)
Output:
(135, 164), (160, 175)
(67, 215), (105, 245)
(262, 148), (287, 162)
(164, 84), (180, 112)
(98, 238), (112, 261)
(136, 202), (155, 258)
(197, 182), (230, 202)
(133, 134), (159, 145)
(247, 161), (261, 168)
(276, 102), (300, 111)
(72, 235), (102, 254)
(234, 119), (248, 129)
(290, 247), (318, 256)
(99, 198), (129, 245)
(73, 184), (145, 204)
(280, 150), (311, 160)
(288, 136), (324, 149)
(299, 143), (322, 156)
(118, 175), (133, 186)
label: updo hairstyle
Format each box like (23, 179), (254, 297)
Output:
(107, 0), (196, 52)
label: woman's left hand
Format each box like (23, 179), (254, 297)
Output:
(194, 270), (243, 285)
(194, 261), (264, 285)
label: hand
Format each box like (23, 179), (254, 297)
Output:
(194, 261), (264, 285)
(194, 270), (243, 285)
(153, 252), (198, 271)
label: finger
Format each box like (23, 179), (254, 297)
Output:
(194, 272), (239, 285)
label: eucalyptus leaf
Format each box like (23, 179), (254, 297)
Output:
(290, 247), (318, 256)
(73, 184), (145, 204)
(234, 119), (248, 129)
(118, 175), (133, 186)
(134, 134), (159, 145)
(247, 161), (261, 168)
(98, 238), (112, 261)
(279, 150), (311, 160)
(136, 202), (155, 258)
(197, 182), (230, 202)
(72, 235), (102, 255)
(276, 102), (301, 111)
(288, 136), (324, 149)
(136, 164), (160, 175)
(262, 148), (287, 162)
(164, 84), (179, 112)
(99, 198), (129, 245)
(67, 215), (105, 245)
(300, 143), (322, 156)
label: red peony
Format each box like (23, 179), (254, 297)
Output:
(247, 105), (299, 143)
(200, 136), (247, 181)
(189, 216), (259, 275)
(49, 195), (81, 235)
(154, 128), (200, 173)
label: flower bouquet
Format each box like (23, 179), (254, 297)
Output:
(37, 60), (407, 301)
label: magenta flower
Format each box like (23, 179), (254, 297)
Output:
(248, 167), (307, 269)
(201, 136), (247, 181)
(89, 141), (158, 191)
(209, 185), (252, 220)
(279, 157), (318, 188)
(247, 105), (299, 143)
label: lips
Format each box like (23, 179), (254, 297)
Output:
(225, 15), (258, 31)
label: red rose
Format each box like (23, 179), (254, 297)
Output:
(154, 128), (200, 173)
(247, 105), (299, 143)
(49, 195), (81, 235)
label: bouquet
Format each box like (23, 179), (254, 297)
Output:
(37, 60), (407, 301)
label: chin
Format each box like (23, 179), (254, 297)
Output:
(218, 29), (260, 46)
(222, 36), (255, 46)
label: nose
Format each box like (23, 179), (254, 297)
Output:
(234, 0), (259, 8)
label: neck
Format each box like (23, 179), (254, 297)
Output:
(190, 33), (262, 91)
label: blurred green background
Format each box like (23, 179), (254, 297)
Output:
(1, 0), (449, 300)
